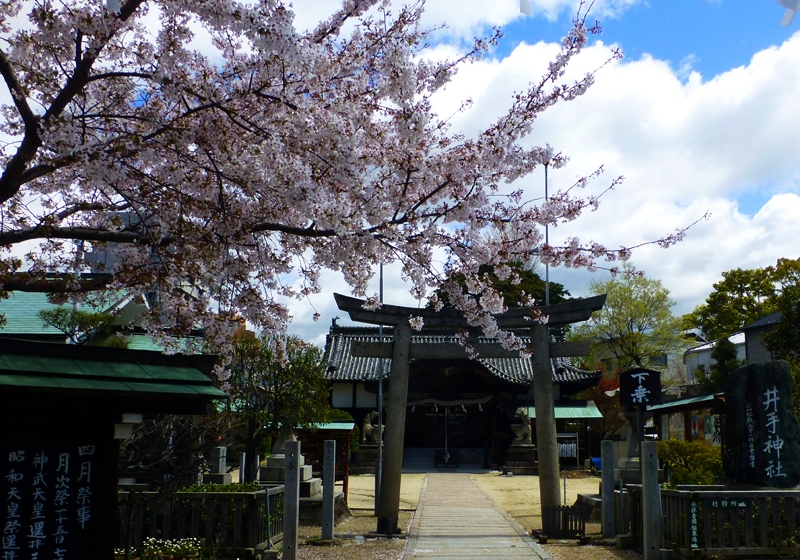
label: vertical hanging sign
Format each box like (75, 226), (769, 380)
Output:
(619, 368), (661, 456)
(619, 368), (662, 409)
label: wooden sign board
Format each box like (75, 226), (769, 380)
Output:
(619, 368), (661, 408)
(0, 414), (115, 559)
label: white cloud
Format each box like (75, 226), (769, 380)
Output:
(288, 0), (643, 44)
(287, 14), (800, 342)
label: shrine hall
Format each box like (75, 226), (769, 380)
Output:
(322, 322), (604, 469)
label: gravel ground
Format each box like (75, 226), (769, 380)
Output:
(291, 473), (644, 560)
(297, 511), (412, 560)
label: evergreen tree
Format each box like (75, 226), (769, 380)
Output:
(695, 336), (743, 393)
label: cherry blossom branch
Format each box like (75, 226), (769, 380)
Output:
(0, 48), (37, 128)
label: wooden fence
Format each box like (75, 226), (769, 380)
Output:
(542, 504), (588, 538)
(628, 485), (800, 558)
(118, 486), (284, 558)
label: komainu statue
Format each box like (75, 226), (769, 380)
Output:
(511, 407), (533, 445)
(362, 410), (382, 445)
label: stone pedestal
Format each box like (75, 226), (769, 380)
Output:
(260, 435), (322, 499)
(614, 456), (664, 485)
(260, 453), (313, 482)
(614, 457), (641, 485)
(504, 444), (538, 475)
(351, 444), (380, 475)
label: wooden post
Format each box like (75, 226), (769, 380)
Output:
(376, 322), (411, 535)
(601, 440), (616, 537)
(531, 323), (561, 509)
(641, 441), (662, 560)
(283, 441), (301, 560)
(322, 440), (336, 540)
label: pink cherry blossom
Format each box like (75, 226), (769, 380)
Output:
(0, 0), (699, 360)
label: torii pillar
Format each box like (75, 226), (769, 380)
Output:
(379, 321), (411, 534)
(334, 293), (606, 534)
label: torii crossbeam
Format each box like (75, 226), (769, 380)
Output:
(334, 293), (606, 535)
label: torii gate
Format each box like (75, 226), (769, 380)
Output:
(334, 292), (606, 535)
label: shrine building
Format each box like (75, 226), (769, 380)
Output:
(323, 322), (604, 469)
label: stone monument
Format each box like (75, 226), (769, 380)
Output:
(260, 431), (321, 498)
(351, 411), (382, 475)
(505, 407), (538, 475)
(724, 361), (800, 487)
(203, 446), (233, 484)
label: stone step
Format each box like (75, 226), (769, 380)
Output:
(300, 477), (322, 497)
(260, 463), (312, 483)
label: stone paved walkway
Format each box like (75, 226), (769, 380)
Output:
(403, 473), (551, 559)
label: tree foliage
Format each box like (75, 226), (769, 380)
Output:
(763, 257), (800, 362)
(695, 336), (744, 394)
(38, 307), (127, 346)
(576, 370), (625, 441)
(429, 262), (570, 310)
(222, 331), (330, 482)
(0, 0), (701, 355)
(682, 267), (776, 341)
(572, 264), (683, 370)
(684, 257), (800, 361)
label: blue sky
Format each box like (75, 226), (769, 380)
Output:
(285, 0), (800, 345)
(483, 2), (796, 80)
(577, 2), (791, 79)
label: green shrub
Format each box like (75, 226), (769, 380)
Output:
(178, 482), (261, 492)
(657, 439), (724, 486)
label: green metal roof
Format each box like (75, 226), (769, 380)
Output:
(307, 422), (356, 431)
(527, 400), (603, 419)
(647, 394), (718, 412)
(0, 338), (226, 401)
(125, 334), (169, 351)
(0, 292), (68, 334)
(0, 291), (134, 336)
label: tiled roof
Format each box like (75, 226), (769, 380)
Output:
(742, 311), (781, 330)
(323, 326), (601, 389)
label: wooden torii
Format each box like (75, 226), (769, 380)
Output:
(334, 292), (606, 535)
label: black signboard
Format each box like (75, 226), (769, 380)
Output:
(619, 368), (662, 408)
(724, 361), (800, 487)
(0, 415), (114, 559)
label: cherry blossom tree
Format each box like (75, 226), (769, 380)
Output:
(0, 0), (687, 354)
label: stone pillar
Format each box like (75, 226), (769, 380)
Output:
(203, 446), (232, 484)
(530, 323), (560, 509)
(641, 441), (662, 560)
(376, 322), (411, 535)
(601, 440), (616, 537)
(322, 440), (336, 541)
(283, 441), (301, 560)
